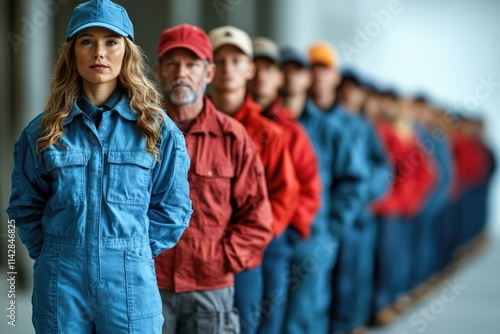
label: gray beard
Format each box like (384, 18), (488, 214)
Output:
(166, 79), (206, 106)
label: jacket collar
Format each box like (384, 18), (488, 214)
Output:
(184, 96), (221, 136)
(233, 94), (261, 124)
(65, 91), (137, 125)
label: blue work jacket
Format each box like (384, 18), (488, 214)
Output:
(7, 91), (193, 259)
(299, 99), (368, 238)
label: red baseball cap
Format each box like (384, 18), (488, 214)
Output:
(156, 23), (213, 62)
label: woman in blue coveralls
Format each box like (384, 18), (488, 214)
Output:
(6, 0), (192, 333)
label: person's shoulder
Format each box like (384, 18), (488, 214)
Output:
(158, 108), (187, 147)
(156, 107), (178, 133)
(21, 113), (45, 138)
(273, 105), (299, 128)
(211, 107), (248, 137)
(252, 111), (284, 137)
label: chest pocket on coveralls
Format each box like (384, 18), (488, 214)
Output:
(45, 152), (90, 207)
(107, 151), (156, 205)
(191, 162), (234, 226)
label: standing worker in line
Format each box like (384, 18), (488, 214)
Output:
(208, 26), (300, 334)
(332, 71), (391, 333)
(303, 45), (373, 334)
(371, 93), (437, 325)
(282, 44), (368, 334)
(153, 23), (273, 334)
(247, 36), (322, 334)
(280, 46), (312, 118)
(6, 1), (193, 333)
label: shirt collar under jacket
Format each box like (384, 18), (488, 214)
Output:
(65, 89), (137, 125)
(184, 96), (222, 137)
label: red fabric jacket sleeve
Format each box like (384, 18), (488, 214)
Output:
(287, 123), (322, 238)
(235, 96), (300, 238)
(371, 122), (437, 217)
(450, 133), (491, 199)
(265, 100), (321, 239)
(398, 141), (437, 216)
(223, 130), (273, 273)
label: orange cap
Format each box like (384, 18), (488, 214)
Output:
(308, 43), (337, 68)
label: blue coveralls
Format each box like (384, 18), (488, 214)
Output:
(457, 144), (496, 248)
(409, 123), (453, 289)
(7, 90), (193, 333)
(330, 114), (391, 332)
(285, 100), (368, 334)
(470, 147), (496, 235)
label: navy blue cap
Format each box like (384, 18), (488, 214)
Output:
(66, 0), (134, 41)
(280, 46), (309, 68)
(341, 68), (365, 87)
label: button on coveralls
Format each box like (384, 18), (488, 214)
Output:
(7, 93), (193, 333)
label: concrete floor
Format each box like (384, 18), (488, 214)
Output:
(1, 236), (499, 334)
(368, 235), (500, 334)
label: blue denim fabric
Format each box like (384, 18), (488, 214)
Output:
(409, 124), (454, 288)
(459, 145), (497, 244)
(234, 232), (295, 334)
(7, 92), (192, 333)
(257, 228), (298, 334)
(235, 266), (264, 334)
(364, 121), (393, 202)
(373, 216), (412, 312)
(436, 200), (461, 270)
(330, 116), (390, 332)
(353, 214), (378, 326)
(286, 235), (339, 334)
(330, 221), (364, 332)
(285, 100), (367, 334)
(298, 100), (369, 237)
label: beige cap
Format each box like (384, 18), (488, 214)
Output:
(252, 37), (280, 64)
(209, 25), (253, 58)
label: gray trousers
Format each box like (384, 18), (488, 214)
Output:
(160, 287), (239, 334)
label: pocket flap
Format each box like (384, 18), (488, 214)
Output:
(45, 152), (89, 171)
(108, 151), (156, 169)
(195, 162), (234, 178)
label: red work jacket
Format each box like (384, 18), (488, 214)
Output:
(372, 121), (437, 217)
(450, 132), (491, 200)
(155, 97), (272, 292)
(262, 98), (321, 239)
(233, 95), (300, 267)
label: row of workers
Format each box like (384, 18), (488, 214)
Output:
(333, 72), (496, 332)
(152, 21), (497, 334)
(7, 1), (495, 333)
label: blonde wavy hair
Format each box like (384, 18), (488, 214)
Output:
(36, 37), (165, 160)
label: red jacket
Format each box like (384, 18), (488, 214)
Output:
(262, 98), (321, 239)
(233, 95), (300, 267)
(372, 121), (437, 217)
(450, 132), (491, 199)
(155, 97), (272, 292)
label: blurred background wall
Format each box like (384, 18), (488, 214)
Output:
(1, 0), (499, 283)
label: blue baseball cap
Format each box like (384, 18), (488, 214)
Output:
(66, 0), (134, 41)
(280, 46), (309, 68)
